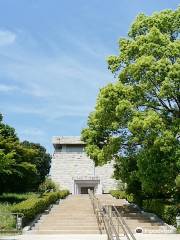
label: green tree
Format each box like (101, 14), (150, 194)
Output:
(82, 8), (180, 198)
(0, 114), (51, 193)
(22, 141), (51, 183)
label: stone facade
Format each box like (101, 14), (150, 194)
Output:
(50, 136), (117, 194)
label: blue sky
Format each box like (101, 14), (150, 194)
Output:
(0, 0), (179, 153)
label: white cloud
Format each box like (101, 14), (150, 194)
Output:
(0, 30), (16, 46)
(0, 30), (112, 122)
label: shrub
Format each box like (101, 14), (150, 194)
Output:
(0, 203), (16, 230)
(38, 178), (59, 193)
(142, 199), (179, 225)
(175, 175), (180, 190)
(109, 190), (135, 203)
(58, 190), (70, 199)
(109, 190), (126, 199)
(11, 190), (69, 223)
(0, 192), (38, 204)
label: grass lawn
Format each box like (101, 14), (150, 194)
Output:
(0, 193), (38, 232)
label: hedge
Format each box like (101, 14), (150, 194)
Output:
(11, 190), (69, 222)
(109, 190), (135, 203)
(0, 193), (38, 204)
(142, 199), (179, 226)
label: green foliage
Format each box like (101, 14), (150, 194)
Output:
(11, 190), (69, 222)
(82, 8), (180, 199)
(175, 175), (180, 189)
(0, 192), (39, 231)
(38, 177), (59, 193)
(58, 189), (70, 199)
(0, 204), (16, 231)
(0, 193), (38, 204)
(22, 141), (51, 183)
(109, 190), (127, 199)
(0, 114), (51, 193)
(110, 190), (136, 204)
(142, 199), (179, 225)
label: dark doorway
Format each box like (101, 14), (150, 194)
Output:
(81, 187), (94, 194)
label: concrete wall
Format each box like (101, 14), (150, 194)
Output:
(50, 152), (117, 194)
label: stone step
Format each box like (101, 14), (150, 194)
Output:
(31, 194), (99, 234)
(39, 219), (97, 224)
(40, 214), (96, 219)
(35, 224), (98, 229)
(31, 229), (100, 234)
(34, 226), (99, 231)
(42, 214), (95, 219)
(37, 221), (98, 225)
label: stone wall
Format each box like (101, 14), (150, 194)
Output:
(50, 152), (117, 194)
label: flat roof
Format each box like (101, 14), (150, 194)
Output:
(52, 136), (85, 145)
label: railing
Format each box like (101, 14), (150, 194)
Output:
(89, 189), (120, 240)
(0, 213), (24, 233)
(88, 190), (136, 240)
(112, 206), (136, 240)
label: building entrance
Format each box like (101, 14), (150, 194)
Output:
(80, 187), (94, 194)
(74, 178), (100, 194)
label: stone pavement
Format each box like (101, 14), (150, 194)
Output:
(0, 234), (106, 240)
(0, 233), (180, 240)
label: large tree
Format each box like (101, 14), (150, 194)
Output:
(82, 8), (180, 198)
(22, 141), (51, 183)
(0, 113), (51, 193)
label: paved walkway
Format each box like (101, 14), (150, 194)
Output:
(0, 233), (180, 240)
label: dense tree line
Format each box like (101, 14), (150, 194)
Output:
(0, 113), (51, 194)
(82, 8), (180, 200)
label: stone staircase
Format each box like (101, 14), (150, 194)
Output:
(30, 195), (100, 234)
(29, 194), (173, 236)
(97, 194), (172, 234)
(117, 204), (172, 234)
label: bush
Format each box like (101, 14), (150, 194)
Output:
(0, 192), (38, 204)
(142, 199), (179, 225)
(11, 190), (69, 223)
(176, 175), (180, 190)
(109, 190), (135, 203)
(109, 190), (126, 199)
(0, 203), (16, 231)
(38, 178), (59, 193)
(58, 190), (70, 199)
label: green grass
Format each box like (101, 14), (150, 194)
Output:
(0, 192), (38, 232)
(0, 192), (39, 204)
(0, 203), (16, 231)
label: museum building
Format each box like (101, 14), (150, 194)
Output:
(50, 136), (117, 194)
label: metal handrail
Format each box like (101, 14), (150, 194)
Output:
(112, 205), (137, 240)
(112, 208), (131, 240)
(88, 190), (137, 240)
(88, 190), (120, 240)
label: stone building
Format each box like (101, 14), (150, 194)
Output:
(50, 136), (117, 194)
